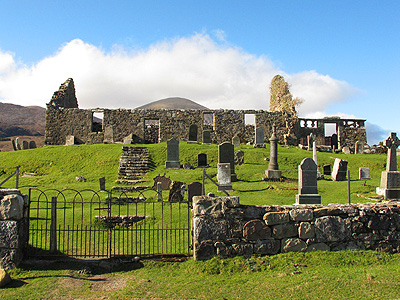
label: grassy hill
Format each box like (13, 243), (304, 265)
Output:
(0, 142), (389, 205)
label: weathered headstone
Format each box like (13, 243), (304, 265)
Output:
(152, 174), (172, 190)
(217, 163), (233, 192)
(323, 164), (331, 176)
(234, 150), (244, 165)
(331, 158), (348, 181)
(218, 142), (237, 181)
(22, 141), (29, 150)
(11, 140), (17, 151)
(295, 158), (321, 204)
(232, 135), (240, 147)
(313, 141), (323, 180)
(65, 135), (75, 146)
(187, 181), (203, 201)
(307, 133), (315, 151)
(165, 138), (180, 169)
(103, 125), (114, 144)
(168, 181), (185, 202)
(99, 177), (106, 190)
(265, 125), (281, 180)
(254, 127), (265, 148)
(202, 130), (211, 144)
(342, 146), (351, 154)
(28, 141), (36, 149)
(377, 132), (400, 199)
(359, 167), (371, 180)
(123, 134), (133, 144)
(15, 137), (21, 150)
(355, 141), (363, 154)
(188, 124), (198, 142)
(197, 153), (208, 168)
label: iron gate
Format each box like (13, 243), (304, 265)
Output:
(28, 188), (192, 258)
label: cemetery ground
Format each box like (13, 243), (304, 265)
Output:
(1, 142), (400, 299)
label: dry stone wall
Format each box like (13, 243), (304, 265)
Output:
(193, 196), (400, 260)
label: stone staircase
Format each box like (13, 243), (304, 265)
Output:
(116, 146), (149, 184)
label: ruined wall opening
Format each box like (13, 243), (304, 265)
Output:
(245, 114), (255, 125)
(92, 112), (103, 132)
(324, 123), (338, 148)
(203, 113), (214, 130)
(144, 119), (160, 144)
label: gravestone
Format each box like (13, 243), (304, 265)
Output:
(103, 125), (114, 144)
(232, 135), (240, 147)
(323, 164), (331, 176)
(15, 137), (21, 150)
(168, 181), (185, 202)
(29, 141), (36, 149)
(331, 158), (348, 181)
(165, 138), (180, 169)
(99, 177), (106, 190)
(183, 163), (192, 169)
(219, 142), (237, 181)
(22, 141), (29, 150)
(202, 130), (211, 144)
(188, 124), (198, 142)
(217, 163), (233, 192)
(11, 140), (17, 151)
(265, 125), (281, 180)
(355, 141), (363, 154)
(331, 133), (338, 150)
(312, 141), (323, 180)
(342, 146), (351, 154)
(295, 158), (321, 204)
(152, 174), (172, 190)
(187, 181), (203, 201)
(377, 132), (400, 199)
(307, 133), (315, 151)
(123, 134), (133, 144)
(254, 127), (265, 148)
(234, 150), (244, 165)
(65, 135), (75, 146)
(359, 167), (371, 180)
(197, 153), (208, 168)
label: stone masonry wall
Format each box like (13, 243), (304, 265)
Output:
(0, 189), (29, 270)
(193, 196), (400, 260)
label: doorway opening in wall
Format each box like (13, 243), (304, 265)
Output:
(92, 112), (103, 132)
(324, 123), (338, 148)
(203, 113), (214, 130)
(144, 119), (160, 144)
(245, 114), (255, 125)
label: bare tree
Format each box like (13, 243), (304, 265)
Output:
(269, 75), (302, 116)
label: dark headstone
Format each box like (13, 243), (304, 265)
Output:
(99, 177), (106, 190)
(189, 124), (198, 142)
(165, 138), (180, 169)
(218, 142), (237, 181)
(331, 133), (338, 149)
(187, 181), (202, 201)
(168, 181), (186, 202)
(323, 164), (331, 175)
(202, 130), (211, 144)
(296, 157), (321, 204)
(254, 127), (265, 148)
(197, 153), (208, 167)
(152, 174), (172, 191)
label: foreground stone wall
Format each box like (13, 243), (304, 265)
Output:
(0, 189), (28, 270)
(192, 196), (400, 260)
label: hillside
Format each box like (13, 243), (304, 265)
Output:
(137, 97), (209, 110)
(0, 102), (46, 137)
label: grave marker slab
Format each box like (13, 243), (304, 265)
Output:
(359, 167), (371, 180)
(232, 135), (240, 147)
(165, 138), (180, 169)
(65, 135), (75, 146)
(187, 181), (203, 201)
(103, 125), (114, 144)
(323, 164), (331, 175)
(295, 158), (321, 204)
(188, 124), (198, 142)
(152, 174), (172, 191)
(202, 130), (211, 144)
(219, 142), (237, 181)
(217, 163), (233, 192)
(197, 153), (208, 168)
(331, 158), (348, 181)
(254, 127), (265, 148)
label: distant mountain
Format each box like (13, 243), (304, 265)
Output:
(137, 97), (209, 110)
(0, 102), (46, 137)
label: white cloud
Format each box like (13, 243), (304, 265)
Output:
(0, 33), (357, 117)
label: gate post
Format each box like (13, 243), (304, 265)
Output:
(50, 196), (57, 253)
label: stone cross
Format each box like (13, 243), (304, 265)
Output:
(384, 132), (400, 172)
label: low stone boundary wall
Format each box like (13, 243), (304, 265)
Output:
(192, 196), (400, 260)
(0, 189), (28, 269)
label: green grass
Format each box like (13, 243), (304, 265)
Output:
(3, 251), (400, 299)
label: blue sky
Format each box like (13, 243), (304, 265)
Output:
(0, 1), (399, 144)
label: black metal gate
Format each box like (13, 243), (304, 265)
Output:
(28, 188), (192, 258)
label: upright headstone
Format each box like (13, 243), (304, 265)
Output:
(152, 174), (172, 190)
(99, 177), (106, 191)
(187, 181), (203, 201)
(355, 141), (363, 154)
(323, 164), (331, 176)
(234, 150), (244, 165)
(197, 153), (208, 168)
(265, 125), (281, 180)
(202, 130), (211, 144)
(22, 141), (29, 150)
(65, 135), (75, 146)
(11, 140), (17, 151)
(103, 125), (114, 144)
(295, 158), (321, 204)
(307, 133), (315, 151)
(29, 141), (37, 149)
(168, 181), (185, 202)
(123, 134), (133, 144)
(331, 158), (348, 181)
(254, 127), (265, 148)
(165, 138), (180, 169)
(312, 141), (323, 180)
(15, 137), (21, 150)
(359, 167), (371, 180)
(342, 146), (351, 154)
(217, 163), (233, 192)
(219, 142), (237, 181)
(377, 132), (400, 199)
(331, 133), (338, 150)
(188, 125), (198, 143)
(232, 135), (240, 147)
